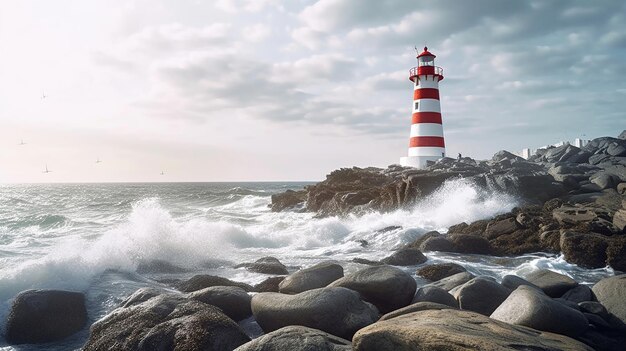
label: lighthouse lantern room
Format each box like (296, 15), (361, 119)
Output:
(400, 47), (446, 168)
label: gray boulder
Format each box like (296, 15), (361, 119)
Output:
(491, 286), (589, 338)
(448, 234), (493, 254)
(83, 294), (250, 351)
(501, 275), (542, 292)
(560, 232), (608, 269)
(412, 286), (457, 307)
(5, 289), (87, 344)
(278, 261), (343, 294)
(120, 287), (171, 308)
(525, 269), (579, 297)
(561, 285), (594, 304)
(484, 217), (520, 240)
(590, 172), (620, 190)
(426, 271), (475, 291)
(329, 265), (416, 313)
(253, 276), (285, 292)
(353, 309), (593, 351)
(416, 262), (466, 281)
(453, 277), (512, 315)
(380, 248), (427, 266)
(234, 326), (351, 351)
(419, 236), (454, 252)
(592, 274), (626, 329)
(251, 287), (379, 340)
(178, 274), (253, 292)
(188, 286), (252, 321)
(236, 257), (289, 275)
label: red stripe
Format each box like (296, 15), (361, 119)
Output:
(413, 88), (439, 100)
(409, 136), (445, 148)
(412, 112), (442, 124)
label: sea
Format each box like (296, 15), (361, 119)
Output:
(0, 179), (615, 350)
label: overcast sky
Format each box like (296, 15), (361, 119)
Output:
(1, 0), (625, 182)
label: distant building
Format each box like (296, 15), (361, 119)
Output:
(518, 137), (590, 159)
(400, 47), (446, 168)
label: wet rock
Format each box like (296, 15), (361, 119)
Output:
(590, 172), (620, 190)
(448, 234), (492, 254)
(253, 277), (285, 292)
(606, 236), (626, 271)
(592, 275), (626, 329)
(136, 260), (188, 274)
(426, 271), (475, 291)
(83, 294), (250, 351)
(379, 302), (455, 321)
(617, 182), (626, 195)
(491, 286), (589, 338)
(416, 262), (466, 281)
(380, 248), (427, 266)
(590, 217), (621, 235)
(613, 209), (626, 231)
(278, 261), (344, 294)
(178, 274), (253, 293)
(553, 205), (598, 226)
(236, 257), (289, 275)
(329, 265), (416, 313)
(578, 301), (611, 322)
(412, 286), (457, 307)
(5, 290), (87, 344)
(525, 269), (579, 297)
(419, 236), (454, 252)
(560, 232), (609, 269)
(251, 287), (379, 340)
(404, 230), (443, 250)
(270, 189), (307, 212)
(351, 258), (383, 266)
(353, 309), (593, 351)
(484, 217), (521, 240)
(561, 285), (594, 304)
(188, 286), (252, 321)
(121, 287), (172, 308)
(453, 277), (512, 315)
(234, 326), (351, 351)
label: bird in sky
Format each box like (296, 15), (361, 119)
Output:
(19, 139), (26, 145)
(42, 164), (52, 173)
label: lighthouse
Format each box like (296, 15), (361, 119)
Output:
(400, 47), (445, 168)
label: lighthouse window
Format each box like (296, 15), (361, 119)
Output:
(414, 102), (419, 110)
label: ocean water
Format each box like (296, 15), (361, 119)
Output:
(0, 180), (615, 350)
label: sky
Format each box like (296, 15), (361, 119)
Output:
(0, 0), (625, 182)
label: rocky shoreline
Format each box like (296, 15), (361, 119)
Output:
(3, 132), (626, 350)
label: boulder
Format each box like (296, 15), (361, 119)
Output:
(234, 326), (351, 351)
(561, 285), (594, 304)
(525, 269), (579, 297)
(270, 189), (306, 212)
(379, 302), (455, 321)
(578, 301), (611, 321)
(426, 272), (475, 291)
(353, 309), (593, 351)
(501, 275), (542, 292)
(178, 275), (253, 293)
(416, 262), (466, 281)
(412, 286), (457, 307)
(188, 286), (252, 321)
(613, 209), (626, 231)
(606, 236), (626, 271)
(121, 287), (171, 308)
(236, 257), (289, 275)
(453, 277), (512, 315)
(448, 234), (492, 254)
(83, 294), (250, 351)
(329, 265), (416, 313)
(5, 289), (87, 344)
(279, 261), (344, 294)
(617, 182), (626, 195)
(491, 286), (589, 338)
(254, 277), (285, 292)
(553, 205), (598, 226)
(592, 275), (626, 329)
(590, 172), (620, 190)
(560, 232), (609, 269)
(380, 248), (427, 266)
(419, 236), (454, 252)
(251, 287), (379, 340)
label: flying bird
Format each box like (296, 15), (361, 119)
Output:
(160, 171), (165, 175)
(19, 139), (26, 145)
(96, 157), (102, 164)
(42, 165), (52, 173)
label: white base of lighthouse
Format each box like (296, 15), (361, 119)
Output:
(400, 155), (442, 168)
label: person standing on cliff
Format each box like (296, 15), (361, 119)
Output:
(457, 153), (462, 161)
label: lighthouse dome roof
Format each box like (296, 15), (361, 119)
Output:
(417, 46), (436, 58)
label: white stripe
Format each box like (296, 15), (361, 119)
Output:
(408, 147), (446, 157)
(410, 123), (444, 137)
(413, 99), (441, 113)
(400, 155), (443, 168)
(414, 79), (439, 90)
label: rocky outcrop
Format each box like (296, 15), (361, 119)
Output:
(416, 262), (466, 281)
(83, 293), (250, 351)
(236, 257), (289, 275)
(592, 275), (626, 329)
(234, 326), (351, 351)
(278, 261), (343, 294)
(5, 290), (87, 344)
(251, 287), (379, 340)
(270, 190), (307, 212)
(353, 309), (593, 351)
(491, 286), (589, 338)
(329, 265), (416, 313)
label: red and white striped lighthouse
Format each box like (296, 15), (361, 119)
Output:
(400, 47), (445, 168)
